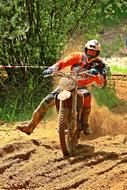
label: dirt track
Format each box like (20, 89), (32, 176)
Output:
(0, 74), (127, 190)
(0, 124), (127, 190)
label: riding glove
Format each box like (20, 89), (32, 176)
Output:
(42, 68), (53, 76)
(89, 68), (98, 75)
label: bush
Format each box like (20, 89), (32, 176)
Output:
(0, 69), (53, 122)
(91, 85), (122, 109)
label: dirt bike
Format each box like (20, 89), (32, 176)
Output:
(45, 70), (93, 156)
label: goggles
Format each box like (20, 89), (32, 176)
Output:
(87, 49), (97, 57)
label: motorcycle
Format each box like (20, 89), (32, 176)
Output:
(45, 70), (93, 156)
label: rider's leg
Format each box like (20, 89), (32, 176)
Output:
(79, 89), (92, 135)
(17, 87), (60, 135)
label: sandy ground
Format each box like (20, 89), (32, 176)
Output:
(0, 58), (127, 190)
(0, 107), (127, 190)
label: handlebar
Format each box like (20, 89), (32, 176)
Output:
(43, 70), (105, 88)
(44, 70), (93, 79)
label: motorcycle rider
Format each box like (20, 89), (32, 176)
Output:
(17, 39), (107, 135)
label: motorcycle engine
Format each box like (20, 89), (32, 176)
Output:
(59, 77), (75, 91)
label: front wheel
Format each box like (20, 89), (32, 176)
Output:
(58, 102), (69, 156)
(67, 129), (77, 155)
(66, 117), (81, 156)
(58, 103), (79, 156)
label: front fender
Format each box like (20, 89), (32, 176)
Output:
(57, 90), (71, 101)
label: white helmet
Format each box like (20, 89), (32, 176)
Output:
(84, 39), (101, 62)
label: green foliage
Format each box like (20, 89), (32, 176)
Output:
(91, 86), (122, 109)
(0, 0), (127, 122)
(0, 69), (52, 122)
(94, 0), (127, 27)
(1, 0), (126, 67)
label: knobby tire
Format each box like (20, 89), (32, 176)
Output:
(58, 102), (69, 156)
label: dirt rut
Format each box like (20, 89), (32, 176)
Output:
(0, 130), (127, 190)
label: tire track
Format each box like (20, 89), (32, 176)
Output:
(1, 133), (127, 189)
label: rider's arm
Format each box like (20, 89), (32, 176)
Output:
(42, 52), (83, 76)
(78, 59), (107, 88)
(78, 75), (105, 88)
(49, 52), (83, 71)
(93, 59), (107, 87)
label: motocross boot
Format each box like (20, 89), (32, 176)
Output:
(17, 99), (54, 135)
(81, 107), (92, 135)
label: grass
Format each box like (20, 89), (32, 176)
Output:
(0, 71), (53, 122)
(111, 65), (127, 74)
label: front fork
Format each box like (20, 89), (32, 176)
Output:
(55, 87), (83, 133)
(70, 88), (78, 134)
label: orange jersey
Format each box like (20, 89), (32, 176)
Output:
(50, 52), (106, 88)
(51, 52), (83, 70)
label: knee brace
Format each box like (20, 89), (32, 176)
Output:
(79, 88), (91, 108)
(83, 95), (91, 108)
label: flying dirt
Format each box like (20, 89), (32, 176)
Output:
(0, 58), (127, 190)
